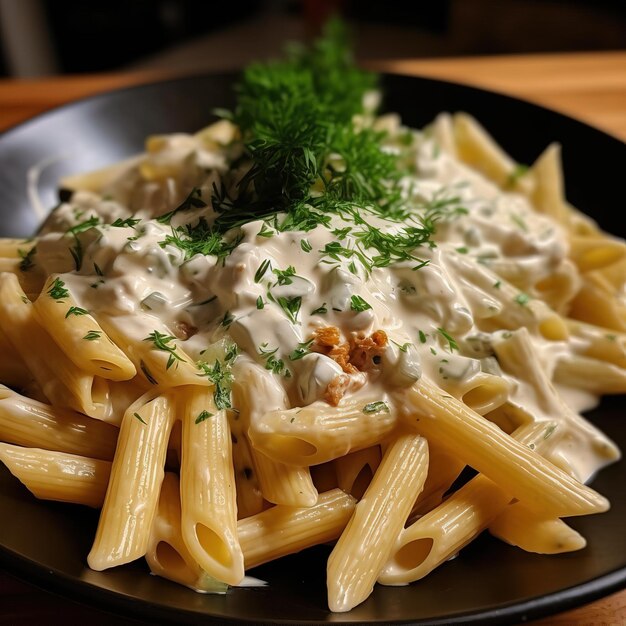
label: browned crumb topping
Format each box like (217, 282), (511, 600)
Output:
(325, 374), (350, 406)
(313, 326), (389, 402)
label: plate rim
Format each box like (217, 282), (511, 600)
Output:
(0, 69), (625, 624)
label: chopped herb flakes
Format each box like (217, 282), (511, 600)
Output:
(111, 217), (141, 228)
(133, 412), (147, 425)
(350, 295), (371, 312)
(289, 339), (314, 361)
(18, 246), (37, 272)
(195, 410), (214, 424)
(258, 344), (287, 375)
(362, 401), (390, 414)
(144, 330), (185, 370)
(83, 330), (101, 341)
(65, 306), (88, 318)
(437, 328), (459, 352)
(156, 187), (206, 224)
(197, 344), (238, 410)
(254, 259), (272, 283)
(47, 278), (69, 301)
(514, 292), (530, 306)
(311, 303), (328, 315)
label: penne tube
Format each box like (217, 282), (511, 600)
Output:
(88, 393), (175, 570)
(568, 273), (626, 332)
(180, 386), (244, 586)
(0, 384), (117, 460)
(409, 440), (465, 519)
(565, 318), (626, 368)
(0, 443), (110, 508)
(452, 113), (520, 190)
(554, 355), (626, 394)
(238, 488), (356, 570)
(398, 378), (609, 517)
(251, 448), (318, 507)
(0, 273), (112, 421)
(380, 420), (558, 586)
(233, 361), (318, 506)
(489, 502), (586, 554)
(448, 254), (568, 340)
(146, 472), (228, 593)
(34, 275), (136, 381)
(379, 474), (510, 586)
(249, 397), (397, 466)
(568, 235), (626, 273)
(98, 313), (207, 388)
(327, 434), (429, 612)
(229, 421), (265, 520)
(530, 142), (569, 225)
(333, 446), (381, 500)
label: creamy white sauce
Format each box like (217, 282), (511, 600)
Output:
(34, 118), (620, 482)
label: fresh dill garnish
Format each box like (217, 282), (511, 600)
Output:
(493, 280), (501, 289)
(156, 187), (206, 224)
(18, 246), (37, 272)
(273, 265), (297, 286)
(66, 216), (100, 235)
(111, 217), (141, 228)
(362, 401), (390, 414)
(392, 341), (411, 352)
(93, 263), (104, 276)
(311, 303), (327, 315)
(289, 338), (314, 361)
(160, 217), (242, 263)
(257, 222), (275, 238)
(350, 295), (372, 312)
(258, 344), (286, 375)
(514, 292), (530, 306)
(47, 278), (69, 301)
(275, 295), (302, 323)
(83, 330), (101, 341)
(144, 330), (185, 370)
(69, 238), (83, 271)
(195, 410), (214, 424)
(65, 306), (89, 318)
(418, 330), (427, 344)
(133, 412), (147, 425)
(197, 344), (238, 410)
(437, 328), (459, 352)
(300, 239), (312, 252)
(510, 213), (528, 232)
(256, 296), (264, 309)
(254, 259), (272, 283)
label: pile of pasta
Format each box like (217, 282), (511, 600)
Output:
(0, 113), (622, 613)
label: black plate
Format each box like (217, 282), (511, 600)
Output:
(0, 73), (625, 625)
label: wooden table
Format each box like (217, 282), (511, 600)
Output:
(1, 52), (625, 625)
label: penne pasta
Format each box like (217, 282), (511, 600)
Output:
(179, 386), (244, 586)
(88, 393), (176, 570)
(327, 434), (429, 612)
(0, 443), (111, 508)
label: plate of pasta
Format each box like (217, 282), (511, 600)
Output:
(0, 22), (625, 625)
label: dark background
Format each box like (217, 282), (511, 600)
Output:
(0, 0), (625, 78)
